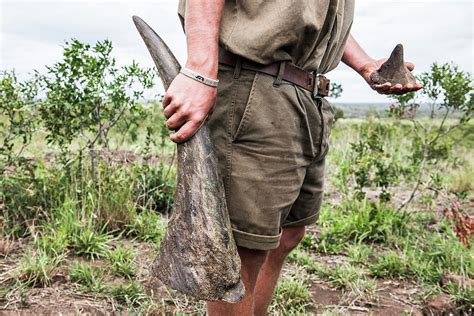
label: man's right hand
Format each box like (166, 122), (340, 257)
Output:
(162, 73), (217, 143)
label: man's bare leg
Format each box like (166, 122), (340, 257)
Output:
(207, 247), (267, 316)
(253, 226), (306, 315)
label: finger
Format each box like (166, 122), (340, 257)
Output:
(170, 120), (200, 143)
(373, 82), (392, 94)
(166, 112), (187, 131)
(388, 83), (404, 94)
(162, 93), (172, 108)
(406, 62), (415, 71)
(163, 102), (179, 119)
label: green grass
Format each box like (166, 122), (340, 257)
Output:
(126, 210), (166, 247)
(108, 246), (136, 278)
(69, 261), (106, 293)
(18, 250), (64, 287)
(314, 263), (364, 289)
(269, 270), (313, 315)
(70, 225), (113, 259)
(346, 243), (373, 264)
(317, 199), (411, 253)
(370, 250), (411, 278)
(110, 281), (151, 307)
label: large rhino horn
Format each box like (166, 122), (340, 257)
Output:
(132, 16), (180, 89)
(132, 16), (244, 303)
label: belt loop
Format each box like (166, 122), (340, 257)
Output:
(273, 61), (286, 87)
(233, 57), (243, 79)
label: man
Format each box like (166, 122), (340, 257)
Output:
(162, 1), (421, 315)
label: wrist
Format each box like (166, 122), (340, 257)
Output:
(185, 55), (218, 79)
(354, 57), (377, 77)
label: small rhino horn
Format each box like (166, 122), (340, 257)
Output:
(387, 43), (405, 68)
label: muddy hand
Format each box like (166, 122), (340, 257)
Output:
(362, 58), (422, 95)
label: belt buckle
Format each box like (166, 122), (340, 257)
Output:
(313, 75), (330, 98)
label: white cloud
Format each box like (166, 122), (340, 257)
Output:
(1, 0), (472, 102)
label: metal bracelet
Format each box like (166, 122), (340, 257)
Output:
(180, 67), (219, 87)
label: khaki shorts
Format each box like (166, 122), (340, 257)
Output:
(208, 63), (335, 250)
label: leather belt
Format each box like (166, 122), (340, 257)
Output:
(219, 48), (330, 97)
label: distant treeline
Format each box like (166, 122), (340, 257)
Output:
(333, 102), (465, 119)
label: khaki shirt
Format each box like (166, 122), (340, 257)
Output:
(178, 0), (354, 74)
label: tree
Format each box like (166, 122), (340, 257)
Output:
(389, 62), (473, 210)
(38, 39), (155, 161)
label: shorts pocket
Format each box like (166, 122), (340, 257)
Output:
(231, 73), (260, 142)
(320, 98), (335, 155)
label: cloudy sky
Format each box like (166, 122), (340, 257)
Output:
(1, 0), (472, 102)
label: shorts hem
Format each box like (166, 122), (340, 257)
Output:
(232, 228), (282, 251)
(282, 212), (319, 228)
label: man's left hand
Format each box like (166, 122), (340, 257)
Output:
(359, 58), (423, 95)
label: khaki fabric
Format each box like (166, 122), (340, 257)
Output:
(208, 64), (335, 250)
(178, 0), (355, 73)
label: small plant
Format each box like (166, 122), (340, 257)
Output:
(126, 210), (166, 246)
(317, 199), (410, 253)
(269, 271), (313, 314)
(346, 243), (373, 264)
(443, 280), (474, 311)
(108, 246), (136, 278)
(70, 225), (113, 259)
(110, 281), (150, 307)
(342, 121), (401, 201)
(370, 250), (410, 278)
(69, 261), (105, 293)
(18, 250), (63, 287)
(35, 228), (69, 257)
(287, 247), (318, 273)
(315, 263), (363, 289)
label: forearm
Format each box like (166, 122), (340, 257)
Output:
(184, 0), (224, 79)
(341, 34), (375, 75)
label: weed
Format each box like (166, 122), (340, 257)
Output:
(18, 250), (63, 287)
(110, 281), (150, 307)
(69, 261), (105, 293)
(108, 246), (135, 278)
(341, 277), (378, 306)
(126, 210), (166, 247)
(287, 247), (318, 273)
(269, 270), (313, 315)
(35, 228), (68, 257)
(317, 199), (410, 253)
(443, 281), (474, 311)
(70, 225), (113, 259)
(346, 243), (373, 264)
(370, 250), (410, 278)
(315, 263), (364, 289)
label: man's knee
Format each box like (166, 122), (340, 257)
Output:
(238, 247), (268, 269)
(279, 226), (306, 253)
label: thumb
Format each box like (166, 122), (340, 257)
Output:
(406, 62), (415, 71)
